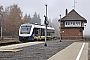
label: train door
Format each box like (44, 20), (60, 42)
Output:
(32, 28), (40, 40)
(40, 28), (45, 39)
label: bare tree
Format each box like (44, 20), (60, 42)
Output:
(4, 4), (22, 36)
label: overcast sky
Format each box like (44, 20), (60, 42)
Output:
(0, 0), (90, 35)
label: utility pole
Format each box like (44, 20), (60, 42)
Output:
(58, 14), (61, 42)
(0, 6), (3, 41)
(44, 4), (49, 46)
(1, 14), (3, 41)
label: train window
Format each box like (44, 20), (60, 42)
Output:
(32, 28), (54, 36)
(20, 26), (31, 34)
(33, 28), (40, 36)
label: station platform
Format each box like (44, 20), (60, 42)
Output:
(48, 42), (88, 60)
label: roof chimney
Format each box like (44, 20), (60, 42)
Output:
(66, 9), (68, 16)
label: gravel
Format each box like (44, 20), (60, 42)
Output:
(0, 40), (74, 60)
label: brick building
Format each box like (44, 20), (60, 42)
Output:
(58, 9), (87, 40)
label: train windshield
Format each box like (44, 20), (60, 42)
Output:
(20, 26), (32, 34)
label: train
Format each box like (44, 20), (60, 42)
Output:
(19, 23), (55, 42)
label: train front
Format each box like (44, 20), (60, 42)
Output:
(19, 24), (34, 42)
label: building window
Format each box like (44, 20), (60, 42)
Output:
(65, 21), (81, 27)
(66, 22), (67, 25)
(71, 22), (73, 25)
(68, 22), (70, 25)
(73, 22), (75, 25)
(76, 22), (80, 25)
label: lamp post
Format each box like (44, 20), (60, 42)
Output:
(0, 6), (3, 41)
(58, 14), (61, 42)
(44, 4), (49, 46)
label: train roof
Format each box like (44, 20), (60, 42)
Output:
(20, 23), (55, 30)
(21, 23), (33, 26)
